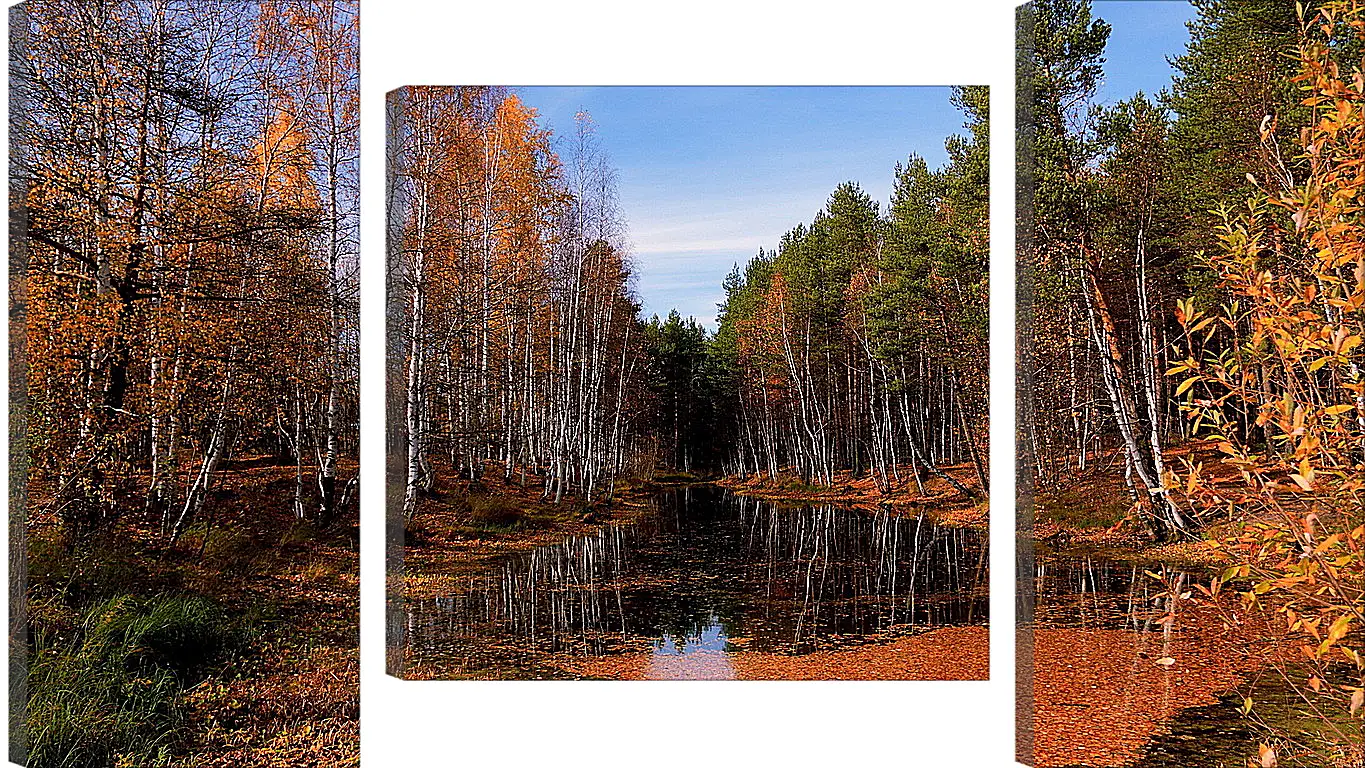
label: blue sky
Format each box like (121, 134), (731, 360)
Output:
(1092, 0), (1199, 106)
(515, 86), (966, 328)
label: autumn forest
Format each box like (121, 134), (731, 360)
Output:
(26, 0), (1365, 761)
(387, 86), (990, 681)
(1020, 1), (1365, 766)
(11, 0), (358, 765)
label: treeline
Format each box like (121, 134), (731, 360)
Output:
(641, 311), (729, 473)
(387, 87), (648, 517)
(13, 0), (360, 539)
(388, 87), (989, 514)
(711, 87), (989, 493)
(1018, 0), (1314, 539)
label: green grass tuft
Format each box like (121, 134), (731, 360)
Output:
(25, 595), (248, 768)
(1037, 487), (1129, 530)
(650, 470), (699, 484)
(781, 477), (825, 495)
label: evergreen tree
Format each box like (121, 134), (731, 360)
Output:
(1165, 0), (1311, 256)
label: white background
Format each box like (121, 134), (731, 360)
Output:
(5, 1), (1023, 765)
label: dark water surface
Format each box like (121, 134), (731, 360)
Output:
(1032, 554), (1195, 631)
(402, 486), (987, 679)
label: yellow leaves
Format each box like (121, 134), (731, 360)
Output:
(1176, 376), (1199, 397)
(1166, 356), (1200, 376)
(1174, 297), (1203, 329)
(250, 108), (320, 214)
(1351, 687), (1364, 716)
(1336, 99), (1354, 130)
(1184, 463), (1206, 497)
(1289, 458), (1315, 491)
(1317, 614), (1353, 657)
(1326, 326), (1363, 358)
(1214, 556), (1244, 591)
(1343, 646), (1364, 670)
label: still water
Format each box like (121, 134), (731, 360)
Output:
(1035, 554), (1319, 768)
(401, 486), (987, 679)
(1032, 554), (1194, 631)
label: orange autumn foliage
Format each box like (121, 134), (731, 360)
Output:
(1175, 2), (1365, 760)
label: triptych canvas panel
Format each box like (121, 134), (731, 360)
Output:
(9, 1), (359, 765)
(1017, 2), (1364, 766)
(7, 0), (1363, 766)
(383, 85), (990, 682)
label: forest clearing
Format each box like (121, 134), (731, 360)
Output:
(1020, 1), (1365, 765)
(386, 85), (989, 681)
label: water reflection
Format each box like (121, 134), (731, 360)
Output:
(646, 617), (734, 680)
(403, 486), (988, 678)
(1033, 555), (1190, 631)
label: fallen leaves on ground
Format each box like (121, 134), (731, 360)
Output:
(28, 461), (359, 768)
(1026, 600), (1286, 768)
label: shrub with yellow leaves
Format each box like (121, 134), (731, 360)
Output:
(1174, 1), (1365, 762)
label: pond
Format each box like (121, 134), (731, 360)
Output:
(399, 485), (988, 679)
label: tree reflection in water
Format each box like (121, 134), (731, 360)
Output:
(1032, 555), (1191, 632)
(403, 486), (988, 677)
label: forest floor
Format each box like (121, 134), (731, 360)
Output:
(557, 625), (988, 680)
(23, 459), (358, 768)
(1030, 439), (1242, 566)
(397, 464), (693, 601)
(716, 461), (989, 529)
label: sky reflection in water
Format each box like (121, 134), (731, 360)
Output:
(402, 486), (988, 679)
(647, 616), (735, 680)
